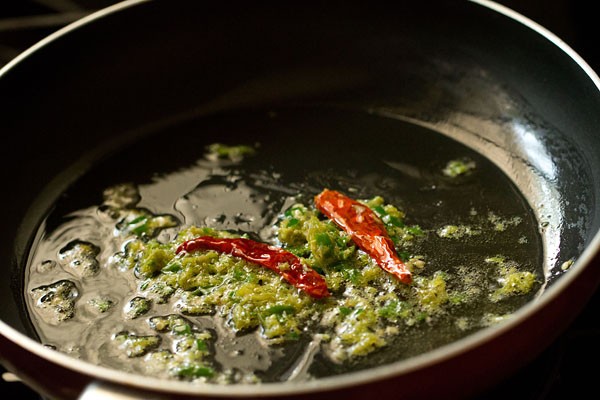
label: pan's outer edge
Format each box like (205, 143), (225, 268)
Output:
(0, 0), (599, 399)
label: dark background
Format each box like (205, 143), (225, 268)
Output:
(1, 1), (598, 399)
(497, 0), (598, 71)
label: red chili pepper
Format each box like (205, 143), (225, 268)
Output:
(314, 189), (412, 284)
(176, 236), (330, 299)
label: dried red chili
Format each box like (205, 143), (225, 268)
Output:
(314, 189), (412, 284)
(176, 236), (330, 299)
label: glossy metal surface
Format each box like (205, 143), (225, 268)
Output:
(0, 1), (599, 399)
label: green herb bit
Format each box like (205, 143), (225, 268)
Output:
(485, 255), (506, 265)
(58, 240), (100, 278)
(133, 242), (174, 277)
(285, 331), (301, 340)
(88, 297), (114, 313)
(487, 212), (522, 232)
(149, 314), (197, 336)
(339, 306), (353, 316)
(561, 259), (574, 271)
(117, 209), (179, 239)
(397, 250), (411, 262)
(162, 262), (182, 273)
(491, 267), (537, 302)
(102, 182), (141, 209)
(173, 323), (193, 336)
(414, 272), (449, 312)
(195, 339), (208, 352)
(206, 143), (256, 161)
(378, 300), (401, 320)
(171, 363), (215, 379)
(124, 296), (151, 319)
(284, 205), (306, 218)
(143, 279), (176, 304)
(286, 218), (300, 227)
(30, 280), (78, 324)
(406, 225), (424, 236)
(443, 158), (476, 177)
(437, 224), (480, 239)
(114, 332), (161, 357)
(314, 232), (334, 247)
(264, 305), (296, 316)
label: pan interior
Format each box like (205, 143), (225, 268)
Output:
(23, 105), (546, 383)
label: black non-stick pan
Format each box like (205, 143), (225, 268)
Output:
(1, 1), (599, 399)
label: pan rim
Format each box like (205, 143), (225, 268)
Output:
(1, 0), (599, 397)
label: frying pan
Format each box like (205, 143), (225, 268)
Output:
(1, 0), (599, 399)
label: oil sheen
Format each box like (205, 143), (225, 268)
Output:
(24, 106), (544, 383)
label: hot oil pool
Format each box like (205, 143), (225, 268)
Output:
(24, 106), (544, 384)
